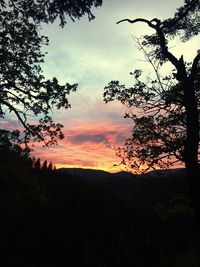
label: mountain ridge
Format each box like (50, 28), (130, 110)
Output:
(57, 167), (189, 214)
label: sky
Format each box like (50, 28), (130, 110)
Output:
(2, 0), (200, 172)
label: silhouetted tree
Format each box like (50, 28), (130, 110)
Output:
(42, 160), (48, 171)
(160, 0), (200, 41)
(8, 0), (103, 27)
(0, 129), (30, 157)
(0, 0), (102, 145)
(31, 156), (36, 168)
(0, 129), (48, 266)
(104, 1), (200, 224)
(34, 158), (41, 171)
(0, 2), (76, 145)
(47, 162), (54, 172)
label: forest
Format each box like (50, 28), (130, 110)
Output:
(0, 0), (200, 266)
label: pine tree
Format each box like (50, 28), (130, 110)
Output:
(42, 160), (48, 171)
(48, 162), (53, 172)
(34, 158), (41, 171)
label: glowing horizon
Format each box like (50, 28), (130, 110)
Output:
(30, 109), (132, 173)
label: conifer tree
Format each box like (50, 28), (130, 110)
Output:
(48, 162), (53, 172)
(42, 160), (48, 171)
(34, 158), (41, 171)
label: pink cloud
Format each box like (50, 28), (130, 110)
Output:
(31, 118), (131, 172)
(1, 95), (133, 172)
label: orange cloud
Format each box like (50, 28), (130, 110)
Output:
(1, 96), (133, 173)
(31, 119), (131, 173)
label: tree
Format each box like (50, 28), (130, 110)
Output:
(0, 0), (102, 145)
(0, 129), (23, 152)
(0, 129), (47, 219)
(0, 129), (48, 266)
(47, 161), (53, 172)
(0, 1), (75, 145)
(104, 1), (200, 223)
(9, 0), (103, 27)
(34, 158), (41, 171)
(42, 160), (48, 171)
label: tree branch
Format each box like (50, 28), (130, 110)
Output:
(117, 18), (152, 27)
(8, 82), (38, 99)
(1, 99), (45, 143)
(117, 18), (186, 77)
(134, 37), (165, 93)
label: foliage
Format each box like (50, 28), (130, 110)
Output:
(0, 129), (53, 265)
(104, 68), (191, 172)
(0, 130), (47, 217)
(5, 0), (103, 27)
(0, 1), (78, 145)
(0, 0), (102, 145)
(104, 1), (200, 173)
(0, 128), (25, 150)
(162, 0), (200, 41)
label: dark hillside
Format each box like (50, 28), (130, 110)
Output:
(58, 168), (190, 215)
(1, 162), (199, 267)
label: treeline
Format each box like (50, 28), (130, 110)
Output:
(32, 158), (56, 172)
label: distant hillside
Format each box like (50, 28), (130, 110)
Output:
(57, 168), (189, 215)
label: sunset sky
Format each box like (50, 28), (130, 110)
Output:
(2, 0), (200, 172)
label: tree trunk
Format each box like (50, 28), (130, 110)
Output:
(183, 79), (200, 227)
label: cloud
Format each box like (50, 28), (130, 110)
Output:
(67, 129), (127, 147)
(68, 133), (109, 145)
(30, 118), (131, 172)
(1, 88), (131, 173)
(0, 118), (23, 131)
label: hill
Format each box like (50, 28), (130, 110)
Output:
(1, 161), (198, 267)
(58, 167), (189, 214)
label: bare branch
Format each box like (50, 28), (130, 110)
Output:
(117, 17), (184, 76)
(117, 18), (152, 26)
(134, 37), (165, 93)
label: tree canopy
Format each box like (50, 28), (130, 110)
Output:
(162, 0), (200, 40)
(1, 0), (103, 27)
(0, 0), (102, 145)
(104, 0), (200, 173)
(104, 68), (193, 172)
